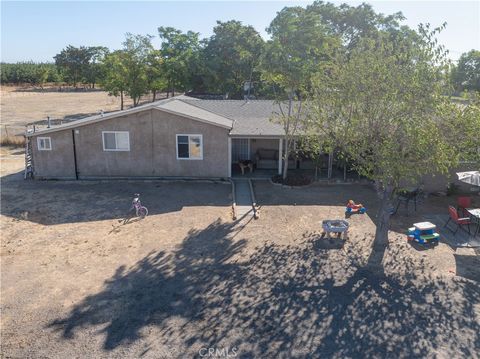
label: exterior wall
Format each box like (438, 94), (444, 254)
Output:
(249, 138), (280, 162)
(31, 129), (76, 179)
(419, 163), (480, 193)
(31, 108), (230, 179)
(150, 109), (229, 177)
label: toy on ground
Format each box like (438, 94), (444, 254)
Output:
(407, 221), (440, 246)
(322, 220), (349, 239)
(346, 200), (366, 214)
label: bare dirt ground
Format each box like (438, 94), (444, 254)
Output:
(1, 149), (479, 358)
(0, 85), (153, 135)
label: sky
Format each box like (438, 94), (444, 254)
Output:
(1, 0), (479, 63)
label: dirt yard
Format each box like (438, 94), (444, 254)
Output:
(1, 149), (479, 358)
(0, 85), (151, 135)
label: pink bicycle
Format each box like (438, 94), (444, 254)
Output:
(124, 193), (148, 223)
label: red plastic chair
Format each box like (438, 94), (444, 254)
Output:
(457, 196), (472, 217)
(445, 206), (471, 235)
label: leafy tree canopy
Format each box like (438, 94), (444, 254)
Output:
(203, 20), (264, 98)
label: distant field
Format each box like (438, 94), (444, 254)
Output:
(0, 85), (154, 135)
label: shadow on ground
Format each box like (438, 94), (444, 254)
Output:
(1, 172), (231, 225)
(49, 217), (480, 357)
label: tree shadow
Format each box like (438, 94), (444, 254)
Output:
(48, 217), (480, 357)
(0, 176), (231, 225)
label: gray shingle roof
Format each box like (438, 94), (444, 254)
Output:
(27, 96), (285, 137)
(180, 99), (284, 136)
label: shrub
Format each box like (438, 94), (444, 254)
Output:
(272, 173), (312, 186)
(0, 135), (25, 148)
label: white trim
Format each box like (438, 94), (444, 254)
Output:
(37, 137), (52, 151)
(227, 137), (232, 177)
(176, 134), (203, 160)
(278, 138), (283, 175)
(102, 131), (130, 151)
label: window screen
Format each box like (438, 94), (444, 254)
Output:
(177, 135), (202, 159)
(102, 131), (130, 151)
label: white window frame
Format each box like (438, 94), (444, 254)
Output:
(37, 137), (52, 151)
(176, 134), (203, 160)
(102, 131), (130, 152)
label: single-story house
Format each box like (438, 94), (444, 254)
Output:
(26, 96), (290, 180)
(25, 95), (478, 193)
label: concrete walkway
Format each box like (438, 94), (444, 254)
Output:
(233, 179), (254, 219)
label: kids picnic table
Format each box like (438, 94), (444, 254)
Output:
(408, 221), (440, 245)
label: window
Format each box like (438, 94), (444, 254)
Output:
(37, 137), (52, 151)
(176, 134), (203, 160)
(102, 131), (130, 151)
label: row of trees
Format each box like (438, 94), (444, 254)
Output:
(1, 62), (60, 85)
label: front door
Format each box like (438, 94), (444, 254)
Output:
(232, 138), (250, 163)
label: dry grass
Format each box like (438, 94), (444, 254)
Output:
(0, 135), (25, 147)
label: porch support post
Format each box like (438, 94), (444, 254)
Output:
(227, 137), (232, 178)
(278, 138), (283, 175)
(328, 151), (333, 179)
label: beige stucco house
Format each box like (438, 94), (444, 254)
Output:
(26, 96), (287, 180)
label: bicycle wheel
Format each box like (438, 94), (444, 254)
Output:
(137, 206), (148, 218)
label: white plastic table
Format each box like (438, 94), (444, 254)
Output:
(413, 222), (436, 231)
(467, 208), (480, 236)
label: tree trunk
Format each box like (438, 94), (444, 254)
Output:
(152, 90), (157, 102)
(120, 91), (124, 110)
(373, 184), (394, 248)
(172, 88), (175, 97)
(282, 138), (289, 180)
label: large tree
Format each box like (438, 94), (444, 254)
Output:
(259, 5), (340, 180)
(101, 50), (129, 110)
(203, 20), (264, 98)
(120, 33), (153, 106)
(158, 27), (200, 97)
(54, 45), (92, 87)
(83, 46), (109, 89)
(451, 50), (480, 93)
(101, 34), (153, 109)
(309, 24), (479, 248)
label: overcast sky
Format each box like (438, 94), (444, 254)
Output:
(1, 1), (479, 63)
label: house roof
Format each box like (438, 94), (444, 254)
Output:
(26, 95), (285, 137)
(27, 97), (234, 137)
(179, 99), (284, 136)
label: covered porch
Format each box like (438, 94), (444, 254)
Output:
(229, 137), (360, 181)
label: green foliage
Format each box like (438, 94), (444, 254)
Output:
(450, 50), (480, 93)
(202, 20), (264, 98)
(310, 26), (457, 190)
(54, 45), (109, 87)
(1, 62), (60, 85)
(260, 5), (340, 96)
(100, 50), (129, 109)
(101, 34), (154, 108)
(158, 27), (200, 96)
